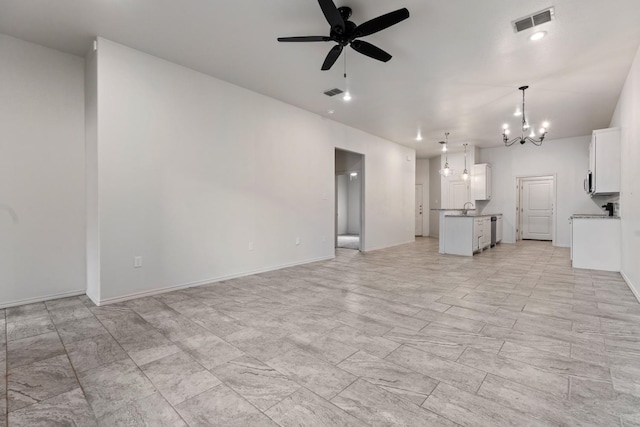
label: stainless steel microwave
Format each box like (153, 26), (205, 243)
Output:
(584, 171), (593, 194)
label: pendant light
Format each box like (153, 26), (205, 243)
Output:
(342, 50), (351, 101)
(439, 132), (453, 177)
(461, 143), (469, 181)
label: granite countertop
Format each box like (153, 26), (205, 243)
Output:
(444, 213), (503, 218)
(571, 214), (620, 219)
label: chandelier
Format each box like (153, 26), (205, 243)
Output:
(438, 132), (453, 177)
(502, 85), (549, 146)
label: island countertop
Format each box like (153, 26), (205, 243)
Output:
(444, 213), (503, 218)
(570, 214), (620, 219)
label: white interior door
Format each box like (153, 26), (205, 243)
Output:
(415, 184), (423, 236)
(521, 178), (554, 240)
(448, 180), (469, 209)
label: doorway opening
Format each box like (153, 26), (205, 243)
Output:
(335, 149), (364, 251)
(516, 175), (556, 244)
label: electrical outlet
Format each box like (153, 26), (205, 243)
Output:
(248, 242), (254, 251)
(295, 237), (300, 245)
(134, 256), (142, 268)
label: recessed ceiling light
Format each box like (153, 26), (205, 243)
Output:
(416, 133), (423, 141)
(327, 109), (334, 115)
(343, 92), (352, 102)
(529, 31), (546, 41)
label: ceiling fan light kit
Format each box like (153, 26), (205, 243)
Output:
(502, 85), (549, 146)
(277, 0), (410, 71)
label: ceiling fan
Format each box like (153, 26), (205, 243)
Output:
(277, 0), (410, 71)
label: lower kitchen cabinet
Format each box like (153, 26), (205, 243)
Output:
(473, 217), (491, 252)
(571, 217), (620, 271)
(444, 215), (493, 256)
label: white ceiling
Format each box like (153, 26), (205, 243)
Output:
(1, 0), (639, 157)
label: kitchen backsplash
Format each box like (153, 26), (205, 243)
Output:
(591, 194), (620, 216)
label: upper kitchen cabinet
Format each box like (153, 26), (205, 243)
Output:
(472, 163), (492, 201)
(589, 128), (621, 195)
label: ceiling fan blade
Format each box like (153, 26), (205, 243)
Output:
(318, 0), (345, 33)
(354, 8), (410, 38)
(321, 45), (343, 70)
(350, 40), (392, 62)
(277, 36), (332, 42)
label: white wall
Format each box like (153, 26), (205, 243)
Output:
(336, 175), (348, 235)
(347, 175), (361, 235)
(610, 42), (640, 299)
(85, 44), (100, 302)
(92, 38), (415, 303)
(0, 34), (86, 308)
(429, 157), (441, 237)
(416, 159), (430, 236)
(335, 150), (363, 174)
(479, 136), (604, 247)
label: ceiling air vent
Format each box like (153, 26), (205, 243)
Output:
(324, 88), (344, 97)
(512, 7), (555, 33)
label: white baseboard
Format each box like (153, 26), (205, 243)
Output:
(621, 269), (640, 303)
(0, 289), (86, 310)
(363, 239), (415, 253)
(86, 290), (100, 307)
(94, 255), (335, 306)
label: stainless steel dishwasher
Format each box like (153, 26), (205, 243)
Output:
(490, 216), (497, 247)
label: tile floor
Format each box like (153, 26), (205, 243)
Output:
(1, 238), (640, 426)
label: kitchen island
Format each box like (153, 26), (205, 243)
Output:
(434, 209), (502, 256)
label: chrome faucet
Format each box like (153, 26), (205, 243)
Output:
(462, 202), (475, 216)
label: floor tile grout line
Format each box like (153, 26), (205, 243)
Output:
(328, 375), (360, 402)
(48, 308), (95, 423)
(83, 304), (180, 423)
(91, 303), (210, 426)
(0, 299), (100, 424)
(132, 355), (194, 426)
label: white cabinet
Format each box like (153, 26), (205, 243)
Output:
(448, 180), (471, 209)
(444, 216), (475, 256)
(473, 218), (482, 252)
(473, 164), (492, 201)
(590, 128), (621, 195)
(571, 217), (620, 271)
(496, 215), (503, 243)
(443, 214), (501, 256)
(481, 217), (491, 249)
(473, 217), (491, 252)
